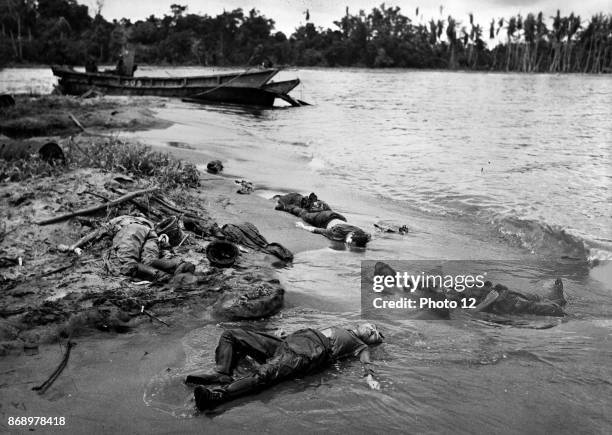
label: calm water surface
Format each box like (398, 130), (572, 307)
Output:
(2, 67), (611, 433)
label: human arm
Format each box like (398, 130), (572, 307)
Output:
(295, 222), (327, 236)
(281, 204), (308, 218)
(58, 222), (115, 255)
(359, 348), (380, 390)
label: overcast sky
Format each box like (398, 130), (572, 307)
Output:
(94, 1), (610, 34)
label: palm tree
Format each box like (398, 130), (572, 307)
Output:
(534, 11), (547, 71)
(565, 13), (581, 71)
(446, 15), (457, 68)
(549, 10), (567, 72)
(522, 13), (536, 71)
(506, 16), (517, 70)
(428, 19), (437, 45)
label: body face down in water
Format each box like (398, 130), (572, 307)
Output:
(276, 192), (371, 247)
(449, 279), (567, 317)
(374, 262), (567, 317)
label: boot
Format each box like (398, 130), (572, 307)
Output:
(174, 261), (196, 275)
(194, 386), (227, 411)
(134, 263), (171, 283)
(185, 373), (233, 386)
(547, 278), (566, 306)
(194, 375), (261, 410)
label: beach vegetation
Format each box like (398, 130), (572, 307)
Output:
(1, 137), (201, 188)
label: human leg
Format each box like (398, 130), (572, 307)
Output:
(518, 300), (565, 316)
(194, 346), (310, 410)
(148, 257), (195, 274)
(110, 223), (150, 276)
(214, 329), (283, 375)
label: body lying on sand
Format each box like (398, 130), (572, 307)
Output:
(63, 215), (294, 281)
(63, 214), (200, 284)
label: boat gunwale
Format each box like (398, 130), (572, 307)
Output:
(51, 66), (280, 83)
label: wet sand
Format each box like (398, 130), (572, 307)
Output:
(0, 97), (332, 432)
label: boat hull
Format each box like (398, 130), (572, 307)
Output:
(183, 87), (277, 107)
(52, 66), (279, 98)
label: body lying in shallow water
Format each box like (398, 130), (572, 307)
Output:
(275, 192), (371, 248)
(374, 262), (566, 317)
(186, 323), (384, 411)
(446, 279), (567, 317)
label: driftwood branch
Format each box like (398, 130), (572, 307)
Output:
(151, 195), (186, 215)
(40, 263), (74, 277)
(36, 187), (159, 225)
(140, 306), (170, 327)
(68, 113), (86, 132)
(32, 341), (75, 394)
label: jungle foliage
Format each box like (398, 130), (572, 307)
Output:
(1, 1), (610, 73)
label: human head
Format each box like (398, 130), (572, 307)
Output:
(157, 233), (171, 249)
(347, 230), (371, 248)
(355, 323), (384, 345)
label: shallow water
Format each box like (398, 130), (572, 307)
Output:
(2, 67), (611, 433)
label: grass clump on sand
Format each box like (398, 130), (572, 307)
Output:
(69, 137), (201, 189)
(0, 95), (167, 138)
(0, 96), (120, 138)
(0, 156), (64, 182)
(1, 137), (201, 188)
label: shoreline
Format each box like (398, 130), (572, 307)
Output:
(1, 93), (610, 433)
(0, 95), (332, 430)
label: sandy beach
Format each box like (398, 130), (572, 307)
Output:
(0, 95), (343, 433)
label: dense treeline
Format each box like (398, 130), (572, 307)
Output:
(1, 0), (611, 73)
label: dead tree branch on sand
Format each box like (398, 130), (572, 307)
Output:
(36, 187), (159, 226)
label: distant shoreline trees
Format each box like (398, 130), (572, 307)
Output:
(1, 1), (610, 73)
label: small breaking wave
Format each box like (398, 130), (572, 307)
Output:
(375, 188), (611, 265)
(492, 215), (612, 264)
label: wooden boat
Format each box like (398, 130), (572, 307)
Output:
(182, 79), (304, 107)
(51, 66), (279, 98)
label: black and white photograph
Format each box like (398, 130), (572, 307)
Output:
(0, 0), (610, 433)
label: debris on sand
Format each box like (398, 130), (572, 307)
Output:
(235, 179), (254, 194)
(32, 340), (75, 394)
(0, 138), (285, 354)
(374, 221), (409, 234)
(206, 160), (223, 174)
